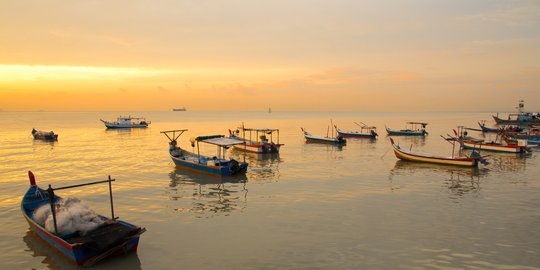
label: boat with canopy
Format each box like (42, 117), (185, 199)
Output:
(385, 122), (428, 136)
(229, 125), (283, 153)
(100, 116), (150, 129)
(161, 129), (248, 176)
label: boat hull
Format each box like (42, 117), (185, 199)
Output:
(386, 127), (426, 136)
(462, 141), (527, 153)
(391, 143), (478, 167)
(336, 130), (377, 139)
(493, 115), (540, 125)
(304, 135), (345, 144)
(233, 143), (282, 153)
(170, 154), (248, 176)
(103, 123), (148, 129)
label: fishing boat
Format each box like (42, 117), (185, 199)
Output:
(462, 140), (529, 153)
(390, 138), (487, 167)
(301, 128), (346, 144)
(492, 100), (540, 125)
(385, 122), (428, 136)
(229, 125), (283, 153)
(446, 126), (530, 154)
(21, 171), (145, 266)
(100, 116), (150, 129)
(478, 122), (522, 133)
(32, 128), (58, 141)
(335, 122), (378, 139)
(161, 129), (248, 176)
(172, 107), (186, 111)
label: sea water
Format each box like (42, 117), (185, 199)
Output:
(0, 111), (539, 269)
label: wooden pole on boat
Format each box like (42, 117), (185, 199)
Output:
(197, 141), (200, 163)
(327, 126), (329, 138)
(108, 175), (116, 221)
(47, 185), (58, 234)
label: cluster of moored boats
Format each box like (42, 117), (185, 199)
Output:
(23, 101), (540, 266)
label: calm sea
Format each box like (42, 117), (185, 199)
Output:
(0, 111), (539, 269)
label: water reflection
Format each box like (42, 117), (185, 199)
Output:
(231, 150), (283, 182)
(32, 139), (56, 150)
(460, 149), (529, 173)
(167, 169), (248, 217)
(23, 230), (142, 270)
(388, 160), (486, 195)
(386, 135), (426, 146)
(104, 128), (150, 137)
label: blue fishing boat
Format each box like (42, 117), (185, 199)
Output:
(301, 127), (346, 144)
(100, 116), (150, 129)
(478, 122), (522, 133)
(32, 128), (58, 141)
(385, 122), (428, 136)
(21, 171), (145, 266)
(492, 100), (540, 125)
(161, 129), (248, 176)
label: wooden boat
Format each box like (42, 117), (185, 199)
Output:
(462, 140), (529, 153)
(385, 122), (428, 136)
(32, 128), (58, 141)
(478, 122), (522, 133)
(335, 122), (378, 139)
(100, 116), (150, 129)
(172, 107), (186, 111)
(390, 138), (486, 167)
(301, 127), (346, 144)
(161, 129), (248, 176)
(21, 171), (145, 266)
(229, 125), (283, 153)
(445, 126), (530, 154)
(492, 100), (540, 125)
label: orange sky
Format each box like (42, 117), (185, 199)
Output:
(1, 1), (539, 111)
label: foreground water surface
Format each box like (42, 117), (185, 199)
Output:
(0, 111), (539, 269)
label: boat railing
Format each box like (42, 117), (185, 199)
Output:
(45, 176), (117, 235)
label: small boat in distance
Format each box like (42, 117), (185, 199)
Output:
(161, 129), (248, 176)
(386, 122), (428, 136)
(229, 125), (283, 153)
(390, 138), (487, 167)
(301, 127), (346, 144)
(335, 122), (378, 139)
(21, 171), (145, 266)
(32, 128), (58, 141)
(100, 116), (150, 129)
(172, 107), (187, 111)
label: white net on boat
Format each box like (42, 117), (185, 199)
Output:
(33, 197), (104, 235)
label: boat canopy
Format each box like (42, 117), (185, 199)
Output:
(201, 136), (247, 147)
(239, 127), (279, 132)
(195, 135), (224, 141)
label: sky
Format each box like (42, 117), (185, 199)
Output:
(0, 0), (539, 112)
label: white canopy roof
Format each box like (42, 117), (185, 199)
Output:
(202, 137), (246, 147)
